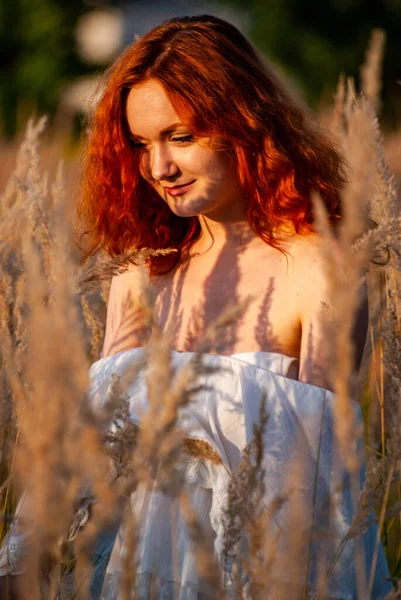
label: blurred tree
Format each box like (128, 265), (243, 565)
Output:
(1, 0), (400, 138)
(0, 0), (93, 138)
(218, 0), (401, 129)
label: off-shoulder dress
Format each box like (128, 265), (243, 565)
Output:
(87, 348), (392, 600)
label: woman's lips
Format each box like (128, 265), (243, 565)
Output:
(164, 181), (195, 197)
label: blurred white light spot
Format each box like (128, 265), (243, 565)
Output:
(76, 9), (123, 64)
(61, 76), (105, 112)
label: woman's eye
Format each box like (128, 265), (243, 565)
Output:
(172, 135), (193, 143)
(131, 141), (146, 149)
(130, 134), (193, 150)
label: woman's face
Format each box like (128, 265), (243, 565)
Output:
(125, 79), (246, 219)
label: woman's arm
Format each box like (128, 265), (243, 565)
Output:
(297, 237), (369, 391)
(102, 265), (151, 359)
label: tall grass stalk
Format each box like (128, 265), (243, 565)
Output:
(0, 26), (401, 598)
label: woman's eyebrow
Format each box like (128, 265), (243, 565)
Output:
(130, 122), (185, 141)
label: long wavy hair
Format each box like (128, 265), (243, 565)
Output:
(75, 14), (345, 276)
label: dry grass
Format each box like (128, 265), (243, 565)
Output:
(0, 29), (401, 599)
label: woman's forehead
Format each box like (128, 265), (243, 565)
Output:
(126, 81), (184, 138)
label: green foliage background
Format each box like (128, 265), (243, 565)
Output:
(0, 0), (91, 138)
(1, 0), (401, 139)
(223, 0), (401, 128)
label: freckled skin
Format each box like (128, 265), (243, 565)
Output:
(126, 79), (246, 226)
(124, 80), (309, 360)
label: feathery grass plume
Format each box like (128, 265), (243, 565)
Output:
(0, 118), (47, 223)
(76, 247), (178, 295)
(120, 266), (187, 489)
(320, 480), (375, 596)
(126, 327), (206, 492)
(0, 274), (18, 543)
(96, 347), (226, 597)
(310, 89), (384, 594)
(370, 267), (401, 568)
(0, 122), (52, 552)
(222, 391), (273, 598)
(117, 252), (256, 495)
(13, 204), (96, 597)
(314, 32), (401, 587)
(376, 276), (401, 455)
(354, 113), (401, 468)
(90, 250), (256, 596)
(80, 294), (104, 364)
(353, 43), (401, 568)
(15, 120), (54, 300)
(330, 73), (346, 138)
(311, 97), (376, 473)
(179, 488), (223, 596)
(360, 29), (386, 116)
(0, 292), (24, 550)
(244, 497), (283, 599)
(354, 116), (400, 259)
(343, 77), (356, 128)
(0, 112), (256, 596)
(367, 459), (395, 596)
(101, 375), (140, 482)
(118, 506), (138, 600)
(1, 22), (400, 594)
(0, 119), (127, 598)
(182, 439), (222, 465)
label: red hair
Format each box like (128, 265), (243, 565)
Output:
(75, 14), (345, 275)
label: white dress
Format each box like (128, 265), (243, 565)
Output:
(86, 348), (392, 600)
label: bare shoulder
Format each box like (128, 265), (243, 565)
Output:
(113, 260), (148, 286)
(102, 262), (151, 358)
(286, 233), (333, 387)
(108, 261), (150, 304)
(288, 231), (367, 316)
(287, 230), (367, 300)
(288, 231), (369, 385)
(287, 231), (326, 263)
(285, 232), (329, 298)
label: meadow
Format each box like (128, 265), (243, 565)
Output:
(0, 29), (401, 599)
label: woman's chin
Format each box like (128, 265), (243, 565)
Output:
(167, 198), (208, 218)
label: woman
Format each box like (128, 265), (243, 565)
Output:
(79, 15), (356, 381)
(0, 13), (392, 600)
(84, 13), (391, 599)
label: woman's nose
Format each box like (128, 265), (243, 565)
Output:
(149, 145), (179, 182)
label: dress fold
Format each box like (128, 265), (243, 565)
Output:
(0, 348), (392, 599)
(87, 348), (392, 599)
